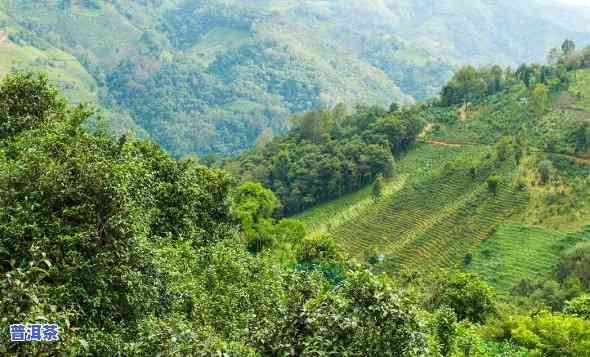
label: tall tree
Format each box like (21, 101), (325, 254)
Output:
(372, 174), (384, 202)
(562, 39), (576, 56)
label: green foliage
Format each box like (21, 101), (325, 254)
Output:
(302, 270), (427, 356)
(233, 182), (278, 234)
(494, 136), (513, 162)
(557, 241), (590, 289)
(0, 72), (238, 354)
(372, 174), (384, 202)
(296, 234), (341, 266)
(487, 175), (500, 195)
(538, 159), (553, 185)
(427, 271), (495, 323)
(271, 219), (307, 246)
(0, 72), (66, 139)
(232, 105), (423, 215)
(562, 39), (576, 56)
(532, 83), (548, 116)
(564, 294), (590, 320)
(511, 312), (590, 357)
(575, 121), (590, 154)
(433, 306), (457, 357)
(440, 65), (503, 106)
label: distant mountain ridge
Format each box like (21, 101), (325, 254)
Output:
(1, 0), (589, 156)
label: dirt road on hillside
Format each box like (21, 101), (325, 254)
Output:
(419, 130), (590, 165)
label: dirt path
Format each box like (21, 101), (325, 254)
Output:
(545, 152), (590, 165)
(420, 134), (590, 165)
(0, 31), (15, 48)
(418, 123), (434, 139)
(418, 139), (465, 148)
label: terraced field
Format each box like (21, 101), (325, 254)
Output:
(469, 224), (590, 292)
(323, 143), (529, 270)
(293, 143), (473, 235)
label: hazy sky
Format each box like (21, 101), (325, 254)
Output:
(555, 0), (590, 7)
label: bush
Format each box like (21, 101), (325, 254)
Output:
(433, 306), (457, 356)
(0, 72), (66, 140)
(427, 271), (495, 323)
(511, 312), (590, 357)
(557, 242), (590, 289)
(538, 160), (553, 185)
(564, 294), (590, 320)
(487, 175), (501, 195)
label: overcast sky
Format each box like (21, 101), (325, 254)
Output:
(555, 0), (590, 7)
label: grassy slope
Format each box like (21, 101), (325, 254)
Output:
(295, 144), (527, 271)
(468, 224), (590, 293)
(293, 144), (462, 231)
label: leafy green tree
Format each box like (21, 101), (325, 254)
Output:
(0, 72), (66, 140)
(516, 64), (535, 88)
(233, 182), (279, 235)
(564, 294), (590, 320)
(575, 121), (590, 154)
(532, 83), (548, 117)
(557, 242), (590, 289)
(427, 271), (495, 323)
(441, 66), (487, 106)
(372, 174), (384, 202)
(382, 147), (396, 178)
(513, 139), (525, 165)
(495, 137), (513, 161)
(389, 102), (400, 113)
(433, 306), (457, 357)
(511, 312), (590, 357)
(562, 39), (576, 56)
(538, 160), (553, 185)
(303, 270), (427, 356)
(296, 234), (341, 266)
(271, 219), (307, 245)
(0, 72), (239, 354)
(487, 175), (500, 196)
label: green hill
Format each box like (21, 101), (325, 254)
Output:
(1, 0), (590, 156)
(287, 59), (590, 293)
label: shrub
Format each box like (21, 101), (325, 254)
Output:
(427, 271), (495, 323)
(538, 160), (553, 185)
(0, 72), (66, 140)
(487, 175), (501, 195)
(511, 312), (590, 357)
(564, 294), (590, 320)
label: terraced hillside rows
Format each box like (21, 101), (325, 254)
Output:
(328, 146), (529, 271)
(293, 143), (472, 233)
(468, 224), (590, 292)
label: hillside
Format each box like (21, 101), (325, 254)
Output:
(1, 0), (590, 156)
(285, 53), (590, 294)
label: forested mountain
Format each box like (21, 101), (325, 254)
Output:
(1, 0), (590, 156)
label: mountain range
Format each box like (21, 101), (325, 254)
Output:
(1, 0), (590, 156)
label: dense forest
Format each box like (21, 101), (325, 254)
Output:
(3, 38), (590, 355)
(1, 0), (590, 156)
(225, 104), (423, 214)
